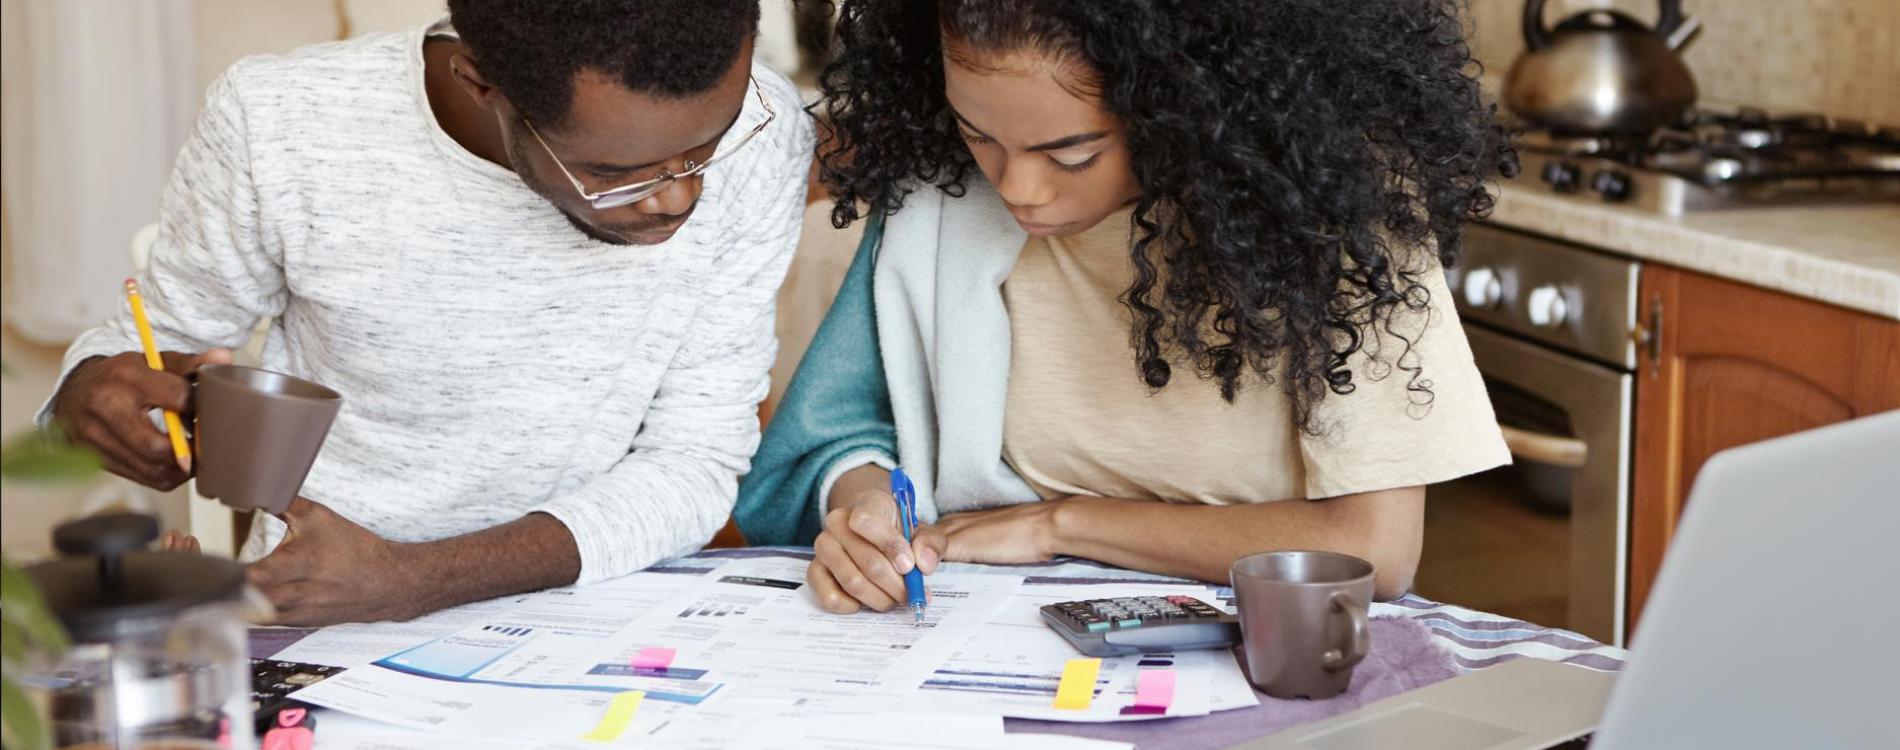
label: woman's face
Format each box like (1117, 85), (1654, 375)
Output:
(941, 44), (1140, 238)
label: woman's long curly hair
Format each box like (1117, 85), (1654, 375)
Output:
(814, 0), (1514, 432)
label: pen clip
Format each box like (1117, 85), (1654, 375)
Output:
(891, 468), (918, 539)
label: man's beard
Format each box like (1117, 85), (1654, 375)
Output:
(556, 206), (633, 245)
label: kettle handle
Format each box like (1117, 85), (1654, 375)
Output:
(1521, 0), (1551, 51)
(1654, 0), (1685, 41)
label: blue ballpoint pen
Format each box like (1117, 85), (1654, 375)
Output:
(891, 467), (928, 625)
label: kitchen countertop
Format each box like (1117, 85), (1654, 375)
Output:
(1486, 182), (1900, 320)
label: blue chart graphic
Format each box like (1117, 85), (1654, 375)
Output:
(380, 625), (537, 679)
(374, 622), (722, 705)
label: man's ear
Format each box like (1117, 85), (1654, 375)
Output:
(448, 53), (506, 112)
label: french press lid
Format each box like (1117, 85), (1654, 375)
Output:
(23, 512), (247, 642)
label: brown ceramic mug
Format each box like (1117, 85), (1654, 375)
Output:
(1230, 550), (1374, 700)
(190, 364), (341, 515)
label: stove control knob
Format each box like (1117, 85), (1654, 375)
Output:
(1540, 161), (1581, 193)
(1527, 285), (1570, 329)
(1463, 267), (1503, 309)
(1591, 169), (1633, 202)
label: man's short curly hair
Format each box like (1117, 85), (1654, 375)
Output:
(448, 0), (761, 127)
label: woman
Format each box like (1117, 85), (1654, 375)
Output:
(735, 0), (1515, 613)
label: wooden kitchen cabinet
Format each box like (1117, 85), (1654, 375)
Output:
(1628, 266), (1900, 635)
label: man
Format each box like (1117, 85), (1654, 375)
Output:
(43, 1), (813, 625)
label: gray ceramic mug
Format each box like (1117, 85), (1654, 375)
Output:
(190, 364), (342, 515)
(1230, 550), (1374, 699)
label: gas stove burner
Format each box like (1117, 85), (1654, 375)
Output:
(1516, 131), (1626, 157)
(1734, 130), (1775, 149)
(1681, 109), (1840, 150)
(1649, 142), (1781, 181)
(1700, 156), (1747, 181)
(1512, 106), (1900, 215)
(1831, 119), (1873, 138)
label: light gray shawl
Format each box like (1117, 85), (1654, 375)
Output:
(871, 178), (1043, 522)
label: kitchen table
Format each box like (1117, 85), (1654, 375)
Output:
(249, 547), (1626, 749)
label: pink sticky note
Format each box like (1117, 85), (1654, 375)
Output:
(260, 708), (314, 750)
(1134, 668), (1177, 710)
(631, 646), (676, 670)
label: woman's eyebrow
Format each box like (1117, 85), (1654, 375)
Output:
(950, 107), (1107, 152)
(1024, 131), (1109, 152)
(949, 108), (990, 138)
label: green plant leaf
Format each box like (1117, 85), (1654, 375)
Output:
(2, 616), (23, 663)
(2, 673), (52, 750)
(3, 557), (65, 750)
(0, 429), (101, 484)
(1, 560), (67, 659)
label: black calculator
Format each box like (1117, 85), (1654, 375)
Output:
(250, 659), (340, 732)
(1039, 595), (1241, 657)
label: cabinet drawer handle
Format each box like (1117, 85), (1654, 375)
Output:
(1631, 296), (1664, 375)
(1499, 424), (1589, 469)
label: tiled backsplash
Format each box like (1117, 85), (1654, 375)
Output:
(1467, 0), (1900, 127)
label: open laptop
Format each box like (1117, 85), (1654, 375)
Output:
(1234, 409), (1900, 750)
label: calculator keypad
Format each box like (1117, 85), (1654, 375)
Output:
(1049, 595), (1226, 633)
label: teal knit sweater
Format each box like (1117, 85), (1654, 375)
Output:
(732, 217), (894, 544)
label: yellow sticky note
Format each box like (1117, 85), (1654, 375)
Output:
(1051, 657), (1102, 710)
(581, 690), (645, 742)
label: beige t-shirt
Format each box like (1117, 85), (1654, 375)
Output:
(1000, 206), (1508, 504)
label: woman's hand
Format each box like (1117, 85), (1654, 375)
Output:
(936, 501), (1063, 565)
(807, 468), (946, 614)
(159, 529), (201, 553)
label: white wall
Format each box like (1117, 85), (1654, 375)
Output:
(195, 0), (443, 90)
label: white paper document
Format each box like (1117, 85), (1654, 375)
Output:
(916, 581), (1259, 722)
(268, 598), (527, 669)
(300, 673), (682, 745)
(558, 556), (1023, 700)
(313, 706), (616, 750)
(293, 554), (1249, 747)
(291, 568), (730, 742)
(310, 695), (800, 750)
(273, 568), (697, 668)
(721, 713), (1139, 750)
(731, 712), (1006, 750)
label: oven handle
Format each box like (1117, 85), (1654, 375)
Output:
(1499, 424), (1589, 469)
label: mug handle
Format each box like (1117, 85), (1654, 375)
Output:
(1321, 591), (1370, 672)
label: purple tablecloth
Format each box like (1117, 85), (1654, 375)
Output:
(1005, 616), (1456, 749)
(250, 547), (1626, 749)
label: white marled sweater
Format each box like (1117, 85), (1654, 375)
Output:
(48, 24), (814, 583)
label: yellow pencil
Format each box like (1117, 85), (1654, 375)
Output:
(124, 278), (193, 472)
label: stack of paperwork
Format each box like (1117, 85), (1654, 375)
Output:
(281, 554), (1258, 747)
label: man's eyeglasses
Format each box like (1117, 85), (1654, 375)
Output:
(525, 77), (775, 210)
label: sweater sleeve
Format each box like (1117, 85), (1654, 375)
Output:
(38, 64), (287, 424)
(731, 216), (899, 545)
(529, 94), (814, 584)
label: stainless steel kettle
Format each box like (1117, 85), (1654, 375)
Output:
(1503, 0), (1701, 134)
